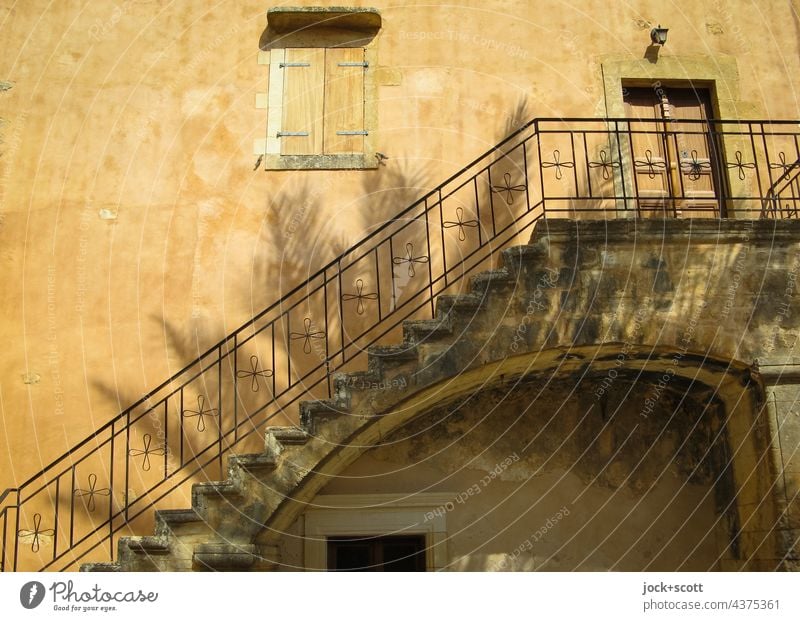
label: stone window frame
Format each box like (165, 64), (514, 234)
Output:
(254, 7), (381, 170)
(302, 493), (450, 571)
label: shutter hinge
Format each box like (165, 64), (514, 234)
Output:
(336, 130), (369, 136)
(337, 61), (369, 68)
(277, 131), (310, 137)
(279, 62), (311, 68)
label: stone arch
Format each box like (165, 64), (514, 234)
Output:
(256, 344), (780, 570)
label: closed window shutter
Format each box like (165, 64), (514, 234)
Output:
(281, 48), (324, 155)
(323, 48), (366, 154)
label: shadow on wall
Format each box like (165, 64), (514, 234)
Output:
(356, 158), (431, 233)
(87, 96), (548, 448)
(498, 96), (534, 143)
(82, 96), (562, 512)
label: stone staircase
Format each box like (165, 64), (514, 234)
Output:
(83, 235), (548, 571)
(82, 217), (800, 571)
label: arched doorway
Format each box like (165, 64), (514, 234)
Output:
(264, 348), (772, 571)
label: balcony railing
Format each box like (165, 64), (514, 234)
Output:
(1, 117), (798, 572)
(763, 156), (800, 219)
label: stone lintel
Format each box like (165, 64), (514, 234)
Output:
(267, 7), (381, 33)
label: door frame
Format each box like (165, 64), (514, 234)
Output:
(601, 56), (746, 217)
(303, 493), (450, 571)
(622, 85), (728, 217)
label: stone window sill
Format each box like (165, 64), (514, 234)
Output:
(260, 152), (380, 171)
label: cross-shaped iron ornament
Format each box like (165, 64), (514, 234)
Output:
(19, 513), (55, 553)
(392, 242), (429, 278)
(342, 278), (378, 315)
(541, 149), (575, 181)
(236, 354), (273, 392)
(634, 149), (667, 179)
(73, 473), (111, 513)
(290, 317), (325, 354)
(443, 206), (479, 241)
(588, 149), (620, 180)
(490, 172), (526, 204)
(128, 433), (166, 471)
(727, 150), (756, 181)
(769, 151), (791, 175)
(680, 149), (711, 181)
(182, 395), (219, 433)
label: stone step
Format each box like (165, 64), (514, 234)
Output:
(435, 293), (482, 316)
(193, 543), (259, 571)
(125, 536), (170, 554)
(229, 453), (277, 475)
(267, 426), (309, 446)
(402, 315), (452, 343)
(263, 427), (309, 456)
(154, 508), (203, 537)
(468, 267), (514, 294)
(80, 562), (120, 572)
(299, 398), (345, 432)
(191, 481), (242, 512)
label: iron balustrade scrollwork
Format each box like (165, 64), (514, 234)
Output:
(588, 149), (620, 180)
(391, 242), (430, 278)
(1, 117), (799, 571)
(289, 317), (326, 355)
(680, 150), (712, 181)
(128, 434), (166, 472)
(236, 355), (274, 393)
(18, 513), (54, 554)
(442, 206), (479, 242)
(73, 475), (110, 514)
(541, 149), (575, 181)
(635, 149), (668, 179)
(182, 396), (219, 434)
(763, 155), (800, 219)
(342, 279), (379, 316)
(727, 150), (757, 181)
(491, 171), (527, 204)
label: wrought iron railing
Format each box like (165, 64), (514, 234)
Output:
(2, 117), (799, 571)
(763, 156), (800, 219)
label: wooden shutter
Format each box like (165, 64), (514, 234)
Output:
(323, 48), (366, 154)
(281, 48), (324, 155)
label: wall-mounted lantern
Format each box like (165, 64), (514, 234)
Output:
(650, 25), (669, 45)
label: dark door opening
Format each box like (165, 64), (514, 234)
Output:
(623, 86), (725, 217)
(327, 535), (426, 571)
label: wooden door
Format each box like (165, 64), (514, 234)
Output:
(624, 87), (722, 217)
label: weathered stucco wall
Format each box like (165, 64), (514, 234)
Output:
(1, 0), (800, 490)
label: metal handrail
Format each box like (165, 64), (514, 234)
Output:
(0, 119), (540, 501)
(2, 117), (799, 571)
